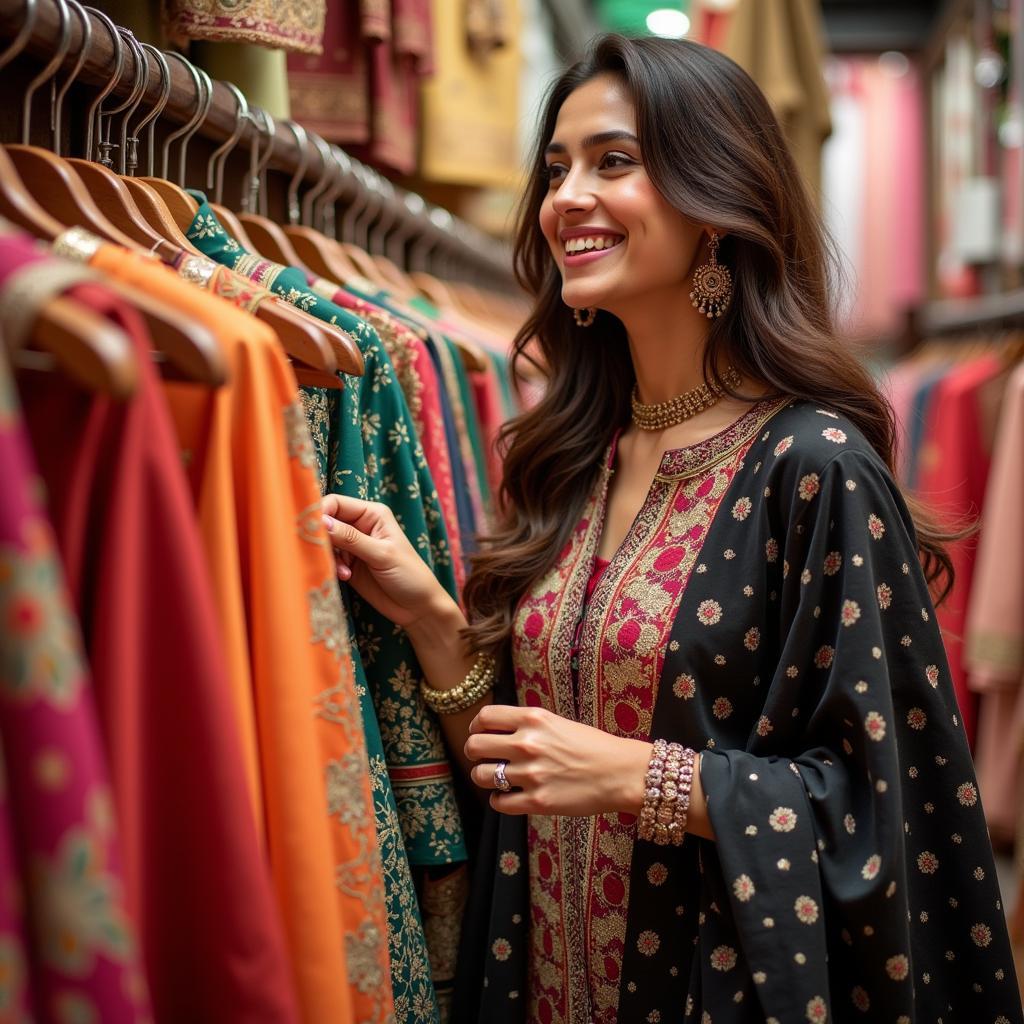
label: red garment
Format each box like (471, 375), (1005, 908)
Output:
(288, 0), (432, 171)
(470, 363), (505, 501)
(13, 256), (299, 1022)
(915, 354), (1004, 748)
(0, 243), (151, 1021)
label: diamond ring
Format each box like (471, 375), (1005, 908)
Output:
(493, 760), (512, 793)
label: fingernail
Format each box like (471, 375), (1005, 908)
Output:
(322, 514), (336, 531)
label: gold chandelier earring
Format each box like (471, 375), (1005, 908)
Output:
(573, 307), (597, 327)
(690, 231), (732, 319)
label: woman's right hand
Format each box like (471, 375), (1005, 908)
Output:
(321, 493), (451, 629)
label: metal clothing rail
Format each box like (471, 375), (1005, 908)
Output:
(921, 289), (1024, 335)
(0, 0), (516, 287)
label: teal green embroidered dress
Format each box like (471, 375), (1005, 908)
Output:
(185, 196), (466, 1023)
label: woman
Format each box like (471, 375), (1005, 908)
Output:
(322, 35), (1022, 1024)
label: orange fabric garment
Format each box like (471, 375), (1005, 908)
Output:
(81, 244), (381, 1024)
(172, 250), (396, 1024)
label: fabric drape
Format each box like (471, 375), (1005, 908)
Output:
(458, 398), (1020, 1023)
(0, 277), (151, 1023)
(8, 236), (301, 1022)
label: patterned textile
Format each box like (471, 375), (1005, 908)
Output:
(183, 197), (465, 1023)
(461, 398), (1021, 1024)
(0, 313), (150, 1022)
(10, 237), (302, 1021)
(287, 0), (432, 172)
(162, 0), (326, 54)
(308, 275), (466, 593)
(167, 245), (395, 1015)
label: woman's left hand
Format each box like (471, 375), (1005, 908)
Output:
(465, 704), (652, 816)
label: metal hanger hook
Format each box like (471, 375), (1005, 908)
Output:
(206, 80), (248, 204)
(82, 6), (124, 161)
(0, 0), (37, 73)
(133, 44), (171, 176)
(302, 132), (334, 227)
(21, 0), (70, 144)
(282, 120), (309, 226)
(52, 0), (91, 156)
(243, 106), (275, 212)
(159, 51), (203, 181)
(104, 29), (148, 172)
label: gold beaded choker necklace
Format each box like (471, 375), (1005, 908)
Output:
(630, 366), (742, 431)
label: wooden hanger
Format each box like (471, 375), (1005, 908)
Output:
(121, 177), (201, 253)
(284, 225), (362, 287)
(340, 241), (393, 290)
(5, 144), (150, 250)
(280, 134), (364, 287)
(8, 290), (139, 397)
(69, 158), (185, 260)
(235, 118), (313, 272)
(0, 154), (226, 387)
(371, 253), (420, 300)
(209, 201), (260, 253)
(136, 55), (209, 232)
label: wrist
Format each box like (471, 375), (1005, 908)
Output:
(613, 738), (654, 816)
(405, 590), (466, 651)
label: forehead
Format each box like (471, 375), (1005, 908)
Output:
(550, 73), (636, 141)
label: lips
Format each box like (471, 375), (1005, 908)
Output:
(562, 239), (624, 267)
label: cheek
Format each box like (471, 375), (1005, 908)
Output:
(539, 197), (560, 254)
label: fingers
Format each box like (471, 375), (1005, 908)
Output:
(469, 759), (516, 791)
(464, 731), (516, 763)
(322, 494), (392, 531)
(468, 703), (545, 735)
(489, 791), (532, 815)
(321, 511), (391, 570)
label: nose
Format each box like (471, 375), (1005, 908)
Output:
(550, 165), (597, 218)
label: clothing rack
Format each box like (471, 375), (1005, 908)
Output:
(0, 0), (516, 290)
(922, 289), (1024, 334)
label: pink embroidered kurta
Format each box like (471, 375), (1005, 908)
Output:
(512, 402), (783, 1022)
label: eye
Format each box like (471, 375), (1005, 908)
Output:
(599, 151), (635, 171)
(542, 162), (568, 185)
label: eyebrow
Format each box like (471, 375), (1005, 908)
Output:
(544, 129), (639, 156)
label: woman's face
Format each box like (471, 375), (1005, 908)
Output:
(539, 73), (706, 316)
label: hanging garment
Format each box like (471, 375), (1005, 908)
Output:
(182, 198), (466, 1021)
(0, 291), (151, 1023)
(965, 362), (1024, 840)
(722, 0), (832, 199)
(308, 277), (465, 591)
(287, 1), (371, 144)
(419, 0), (522, 187)
(458, 399), (1021, 1024)
(469, 360), (505, 501)
(48, 229), (379, 1024)
(914, 353), (1005, 748)
(162, 0), (326, 53)
(5, 235), (301, 1023)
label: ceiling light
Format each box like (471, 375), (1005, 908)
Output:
(878, 51), (910, 78)
(646, 8), (691, 38)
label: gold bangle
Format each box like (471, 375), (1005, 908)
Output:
(420, 652), (496, 715)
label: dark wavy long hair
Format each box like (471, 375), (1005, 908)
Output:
(462, 34), (957, 661)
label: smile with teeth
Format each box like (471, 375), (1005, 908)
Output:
(564, 235), (624, 255)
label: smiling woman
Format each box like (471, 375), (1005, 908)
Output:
(320, 32), (1023, 1024)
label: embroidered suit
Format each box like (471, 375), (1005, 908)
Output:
(457, 398), (1021, 1024)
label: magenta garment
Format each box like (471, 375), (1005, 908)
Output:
(0, 350), (150, 1021)
(0, 233), (300, 1023)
